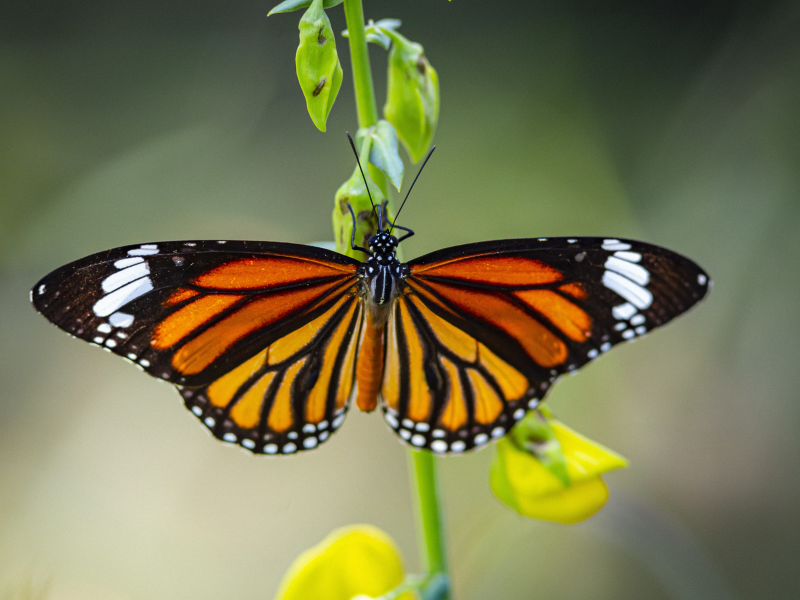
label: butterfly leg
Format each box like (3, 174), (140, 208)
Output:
(391, 223), (415, 242)
(347, 203), (372, 256)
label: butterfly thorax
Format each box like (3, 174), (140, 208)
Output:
(356, 231), (409, 321)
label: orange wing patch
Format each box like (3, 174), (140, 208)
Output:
(515, 289), (592, 342)
(467, 370), (504, 425)
(559, 282), (587, 299)
(398, 302), (432, 423)
(164, 288), (200, 307)
(478, 344), (528, 401)
(304, 300), (360, 424)
(153, 294), (244, 350)
(170, 279), (349, 376)
(411, 255), (563, 286)
(267, 358), (307, 433)
(438, 357), (468, 431)
(206, 348), (269, 408)
(409, 279), (568, 368)
(193, 257), (355, 290)
(229, 371), (276, 429)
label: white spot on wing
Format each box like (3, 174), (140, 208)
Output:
(602, 239), (632, 251)
(192, 406), (202, 416)
(432, 429), (446, 439)
(264, 444), (278, 454)
(431, 440), (448, 453)
(114, 257), (144, 269)
(698, 274), (707, 285)
(602, 271), (653, 309)
(223, 433), (237, 443)
(399, 429), (412, 440)
(415, 422), (430, 432)
(605, 256), (650, 286)
(588, 349), (598, 358)
(611, 302), (636, 321)
(614, 251), (642, 263)
(630, 314), (646, 326)
(474, 433), (489, 446)
(491, 427), (505, 438)
(411, 434), (426, 447)
(451, 441), (466, 453)
(109, 312), (134, 328)
(303, 437), (318, 449)
(513, 408), (525, 420)
(242, 439), (256, 449)
(104, 339), (117, 348)
(93, 277), (154, 317)
(385, 413), (399, 429)
(102, 262), (151, 293)
(127, 245), (158, 256)
(38, 284), (46, 295)
(622, 329), (635, 339)
(97, 323), (112, 334)
(282, 443), (297, 454)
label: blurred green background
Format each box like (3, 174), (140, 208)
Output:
(2, 0), (799, 598)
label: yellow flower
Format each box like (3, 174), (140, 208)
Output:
(274, 525), (416, 600)
(490, 413), (628, 524)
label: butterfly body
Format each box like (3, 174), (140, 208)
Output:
(32, 235), (710, 455)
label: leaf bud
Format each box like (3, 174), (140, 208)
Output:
(383, 30), (439, 162)
(295, 0), (343, 132)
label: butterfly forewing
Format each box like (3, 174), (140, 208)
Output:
(381, 237), (710, 453)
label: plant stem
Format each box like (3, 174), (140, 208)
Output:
(408, 450), (450, 596)
(342, 0), (378, 128)
(340, 3), (448, 592)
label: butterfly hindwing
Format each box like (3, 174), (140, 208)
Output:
(181, 293), (363, 454)
(381, 237), (710, 453)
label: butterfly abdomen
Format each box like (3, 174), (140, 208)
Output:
(354, 309), (384, 412)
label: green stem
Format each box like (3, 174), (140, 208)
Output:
(342, 0), (378, 128)
(408, 450), (450, 597)
(341, 0), (391, 199)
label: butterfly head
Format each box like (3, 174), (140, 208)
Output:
(368, 231), (399, 262)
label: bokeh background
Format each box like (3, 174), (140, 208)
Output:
(2, 0), (799, 598)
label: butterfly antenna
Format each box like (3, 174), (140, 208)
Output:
(346, 132), (381, 230)
(390, 145), (436, 234)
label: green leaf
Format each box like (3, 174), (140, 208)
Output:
(382, 30), (439, 162)
(295, 0), (343, 131)
(368, 121), (404, 192)
(269, 0), (342, 16)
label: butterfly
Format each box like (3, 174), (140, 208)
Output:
(31, 217), (710, 455)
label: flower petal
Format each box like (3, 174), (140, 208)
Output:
(274, 525), (414, 600)
(490, 417), (627, 524)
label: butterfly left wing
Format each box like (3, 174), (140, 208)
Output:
(32, 240), (363, 453)
(380, 237), (710, 453)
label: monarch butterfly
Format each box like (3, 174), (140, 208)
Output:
(30, 148), (710, 456)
